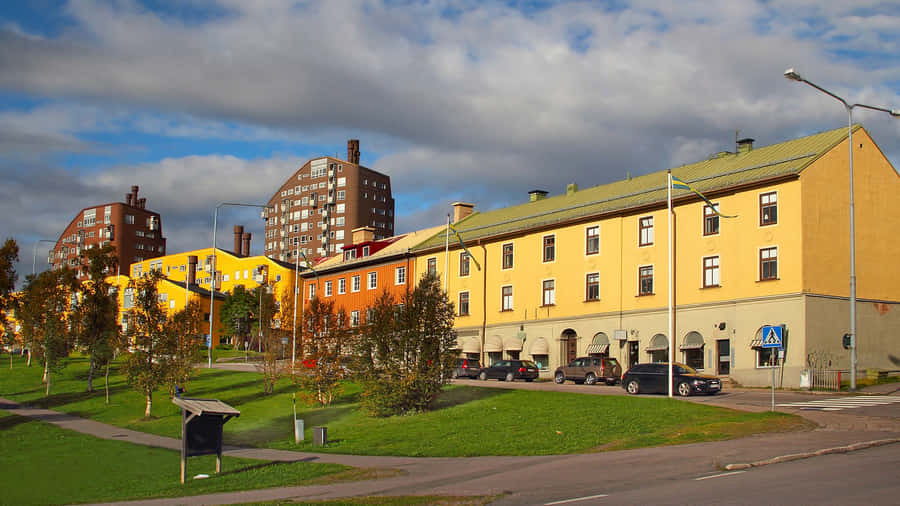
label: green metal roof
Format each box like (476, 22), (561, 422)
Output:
(412, 125), (855, 252)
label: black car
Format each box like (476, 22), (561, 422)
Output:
(621, 362), (721, 396)
(478, 359), (540, 382)
(452, 358), (481, 379)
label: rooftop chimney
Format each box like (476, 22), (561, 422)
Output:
(452, 202), (475, 223)
(347, 139), (360, 164)
(187, 255), (198, 286)
(352, 226), (375, 244)
(233, 225), (244, 256)
(528, 190), (548, 202)
(138, 198), (146, 209)
(566, 183), (579, 195)
(242, 232), (251, 257)
(737, 137), (755, 154)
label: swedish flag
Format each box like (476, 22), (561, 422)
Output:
(448, 224), (481, 271)
(671, 176), (737, 218)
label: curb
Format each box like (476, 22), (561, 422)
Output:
(724, 438), (900, 471)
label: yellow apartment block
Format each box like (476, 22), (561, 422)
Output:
(412, 126), (900, 388)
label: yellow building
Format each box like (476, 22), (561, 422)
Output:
(411, 126), (900, 387)
(122, 247), (301, 347)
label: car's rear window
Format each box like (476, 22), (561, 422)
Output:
(520, 360), (538, 368)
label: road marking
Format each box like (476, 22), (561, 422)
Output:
(544, 493), (609, 505)
(777, 395), (900, 411)
(695, 470), (746, 481)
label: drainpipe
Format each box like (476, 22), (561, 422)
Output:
(480, 240), (487, 367)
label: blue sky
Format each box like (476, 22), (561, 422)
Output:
(1, 0), (898, 279)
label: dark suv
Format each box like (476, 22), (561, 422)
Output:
(621, 363), (721, 396)
(478, 360), (539, 382)
(554, 357), (622, 385)
(452, 358), (481, 379)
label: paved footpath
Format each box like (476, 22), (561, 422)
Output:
(2, 383), (898, 505)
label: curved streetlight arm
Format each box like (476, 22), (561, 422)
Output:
(208, 202), (274, 368)
(32, 239), (58, 276)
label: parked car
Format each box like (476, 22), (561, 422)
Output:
(452, 358), (481, 379)
(621, 362), (722, 396)
(478, 359), (540, 382)
(554, 356), (622, 385)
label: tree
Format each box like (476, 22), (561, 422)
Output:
(166, 300), (205, 397)
(122, 271), (179, 418)
(18, 268), (78, 396)
(252, 283), (281, 394)
(355, 273), (457, 416)
(74, 244), (119, 392)
(0, 238), (19, 366)
(293, 297), (347, 406)
(219, 285), (256, 350)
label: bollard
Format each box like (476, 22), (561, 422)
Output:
(313, 426), (328, 446)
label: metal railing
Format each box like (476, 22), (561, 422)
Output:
(808, 369), (842, 391)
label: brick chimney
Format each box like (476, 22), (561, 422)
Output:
(187, 255), (198, 285)
(242, 232), (251, 257)
(452, 202), (475, 223)
(347, 139), (360, 164)
(352, 226), (375, 244)
(528, 190), (548, 202)
(737, 137), (755, 154)
(233, 225), (244, 256)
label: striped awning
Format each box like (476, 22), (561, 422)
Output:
(503, 336), (523, 351)
(484, 335), (504, 352)
(530, 337), (549, 355)
(462, 337), (481, 354)
(586, 343), (609, 354)
(749, 338), (763, 349)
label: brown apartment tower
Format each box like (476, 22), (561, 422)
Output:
(264, 140), (395, 262)
(48, 185), (166, 279)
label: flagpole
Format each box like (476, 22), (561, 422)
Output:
(444, 213), (450, 292)
(667, 170), (674, 398)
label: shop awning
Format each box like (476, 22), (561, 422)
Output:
(530, 337), (549, 355)
(503, 336), (523, 351)
(462, 337), (481, 354)
(586, 343), (609, 354)
(680, 331), (705, 350)
(484, 335), (503, 353)
(749, 338), (763, 349)
(646, 334), (669, 352)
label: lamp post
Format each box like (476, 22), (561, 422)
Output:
(784, 69), (900, 390)
(32, 239), (58, 276)
(208, 202), (273, 369)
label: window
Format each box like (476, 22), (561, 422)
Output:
(639, 216), (654, 246)
(362, 245), (370, 257)
(395, 266), (406, 285)
(639, 265), (654, 295)
(586, 226), (599, 255)
(367, 272), (377, 290)
(338, 278), (346, 294)
(502, 243), (514, 269)
(125, 214), (135, 225)
(344, 250), (356, 261)
(703, 256), (720, 287)
(350, 310), (359, 327)
(325, 280), (333, 296)
(542, 235), (555, 262)
(704, 204), (720, 236)
(308, 284), (316, 299)
(458, 292), (470, 316)
(366, 308), (375, 324)
(760, 192), (777, 226)
(501, 285), (513, 311)
(337, 190), (345, 200)
(427, 257), (437, 276)
(459, 252), (470, 277)
(352, 275), (361, 292)
(760, 247), (778, 281)
(586, 272), (600, 301)
(542, 279), (555, 306)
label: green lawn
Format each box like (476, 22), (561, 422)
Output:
(0, 354), (811, 457)
(0, 409), (350, 506)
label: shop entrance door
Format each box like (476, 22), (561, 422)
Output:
(717, 339), (730, 375)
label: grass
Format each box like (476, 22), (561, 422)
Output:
(0, 354), (811, 457)
(0, 409), (350, 506)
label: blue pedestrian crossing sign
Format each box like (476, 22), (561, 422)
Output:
(762, 325), (783, 348)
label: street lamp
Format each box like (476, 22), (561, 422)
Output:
(208, 202), (273, 369)
(784, 68), (900, 389)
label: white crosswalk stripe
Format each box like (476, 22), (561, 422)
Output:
(777, 395), (900, 411)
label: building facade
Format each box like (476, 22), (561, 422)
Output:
(264, 139), (395, 263)
(49, 185), (166, 280)
(411, 126), (900, 387)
